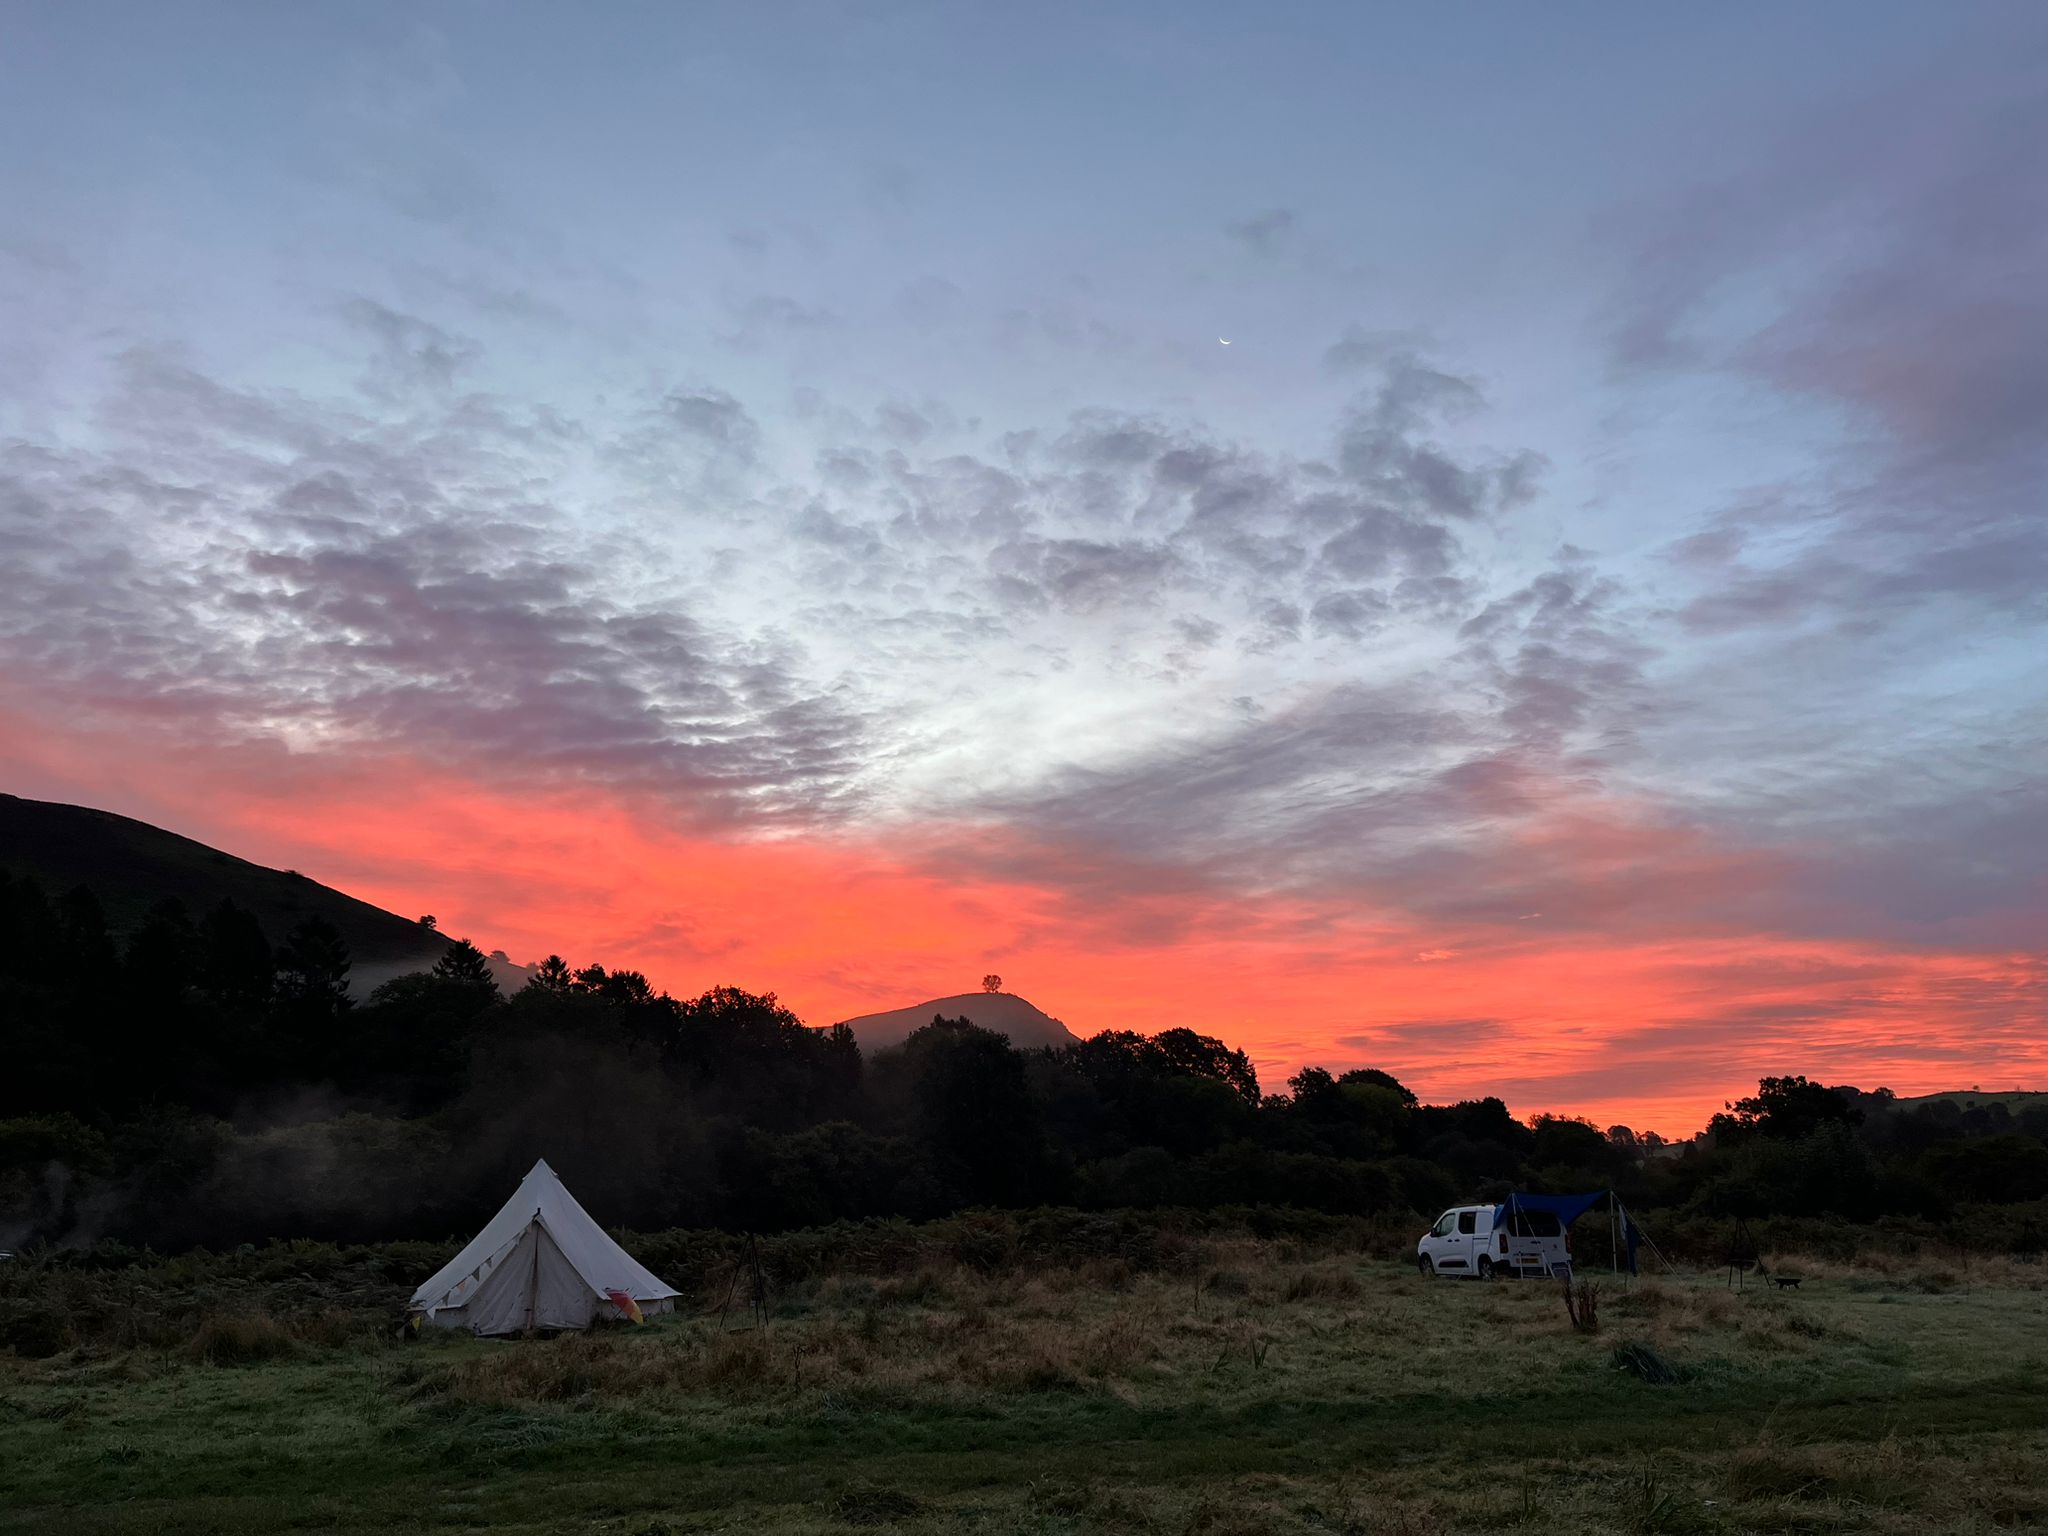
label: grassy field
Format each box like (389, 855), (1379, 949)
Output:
(3, 1229), (2046, 1535)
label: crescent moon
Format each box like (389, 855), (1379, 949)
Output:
(1218, 338), (1232, 345)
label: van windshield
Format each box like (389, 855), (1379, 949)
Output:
(1505, 1211), (1563, 1237)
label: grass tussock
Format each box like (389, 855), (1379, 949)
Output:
(1282, 1263), (1363, 1302)
(1610, 1340), (1686, 1385)
(184, 1310), (299, 1366)
(1724, 1431), (1926, 1511)
(827, 1481), (922, 1525)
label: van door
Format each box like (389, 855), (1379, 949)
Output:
(1504, 1209), (1565, 1275)
(1424, 1210), (1457, 1272)
(1445, 1209), (1479, 1270)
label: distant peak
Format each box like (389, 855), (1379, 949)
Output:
(833, 989), (1079, 1052)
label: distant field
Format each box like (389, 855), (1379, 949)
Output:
(4, 1229), (2046, 1535)
(1893, 1090), (2048, 1114)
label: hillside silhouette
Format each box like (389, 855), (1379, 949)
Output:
(0, 793), (450, 980)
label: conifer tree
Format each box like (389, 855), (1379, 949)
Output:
(432, 936), (497, 993)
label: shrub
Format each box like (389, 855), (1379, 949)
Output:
(1, 1301), (67, 1359)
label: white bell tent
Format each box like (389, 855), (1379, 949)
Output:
(411, 1159), (682, 1335)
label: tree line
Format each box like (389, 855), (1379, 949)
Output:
(2, 871), (2045, 1251)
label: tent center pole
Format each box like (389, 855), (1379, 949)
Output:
(525, 1209), (542, 1332)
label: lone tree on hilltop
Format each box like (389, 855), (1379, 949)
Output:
(982, 973), (1003, 993)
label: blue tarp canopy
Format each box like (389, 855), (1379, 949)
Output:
(1492, 1191), (1609, 1229)
(1494, 1190), (1643, 1273)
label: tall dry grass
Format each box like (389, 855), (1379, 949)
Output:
(434, 1267), (1187, 1407)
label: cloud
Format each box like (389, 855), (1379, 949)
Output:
(657, 386), (761, 458)
(340, 298), (481, 396)
(720, 293), (837, 350)
(0, 351), (873, 827)
(988, 536), (1185, 613)
(1616, 44), (2048, 632)
(1224, 208), (1297, 254)
(1307, 589), (1388, 640)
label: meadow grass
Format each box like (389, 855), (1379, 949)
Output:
(3, 1234), (2044, 1534)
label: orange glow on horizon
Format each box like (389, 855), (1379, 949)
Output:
(5, 705), (2042, 1139)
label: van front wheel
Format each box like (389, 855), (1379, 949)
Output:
(1476, 1257), (1495, 1281)
(1417, 1256), (1435, 1278)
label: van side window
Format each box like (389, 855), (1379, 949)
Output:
(1456, 1211), (1477, 1235)
(1431, 1212), (1457, 1237)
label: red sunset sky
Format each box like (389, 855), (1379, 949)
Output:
(9, 700), (2041, 1138)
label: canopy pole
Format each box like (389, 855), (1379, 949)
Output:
(1642, 1223), (1678, 1276)
(1623, 1201), (1678, 1277)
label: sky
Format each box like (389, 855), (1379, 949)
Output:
(2, 3), (2043, 1133)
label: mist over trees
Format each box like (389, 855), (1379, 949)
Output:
(3, 869), (2046, 1252)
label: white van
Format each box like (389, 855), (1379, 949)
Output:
(1417, 1204), (1571, 1279)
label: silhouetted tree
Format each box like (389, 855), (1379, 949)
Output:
(196, 899), (273, 1005)
(1284, 1067), (1411, 1159)
(1150, 1027), (1260, 1103)
(526, 954), (574, 994)
(886, 1018), (1055, 1206)
(1710, 1075), (1861, 1144)
(665, 986), (861, 1126)
(358, 966), (498, 1107)
(433, 937), (498, 994)
(570, 963), (654, 1005)
(1338, 1067), (1417, 1105)
(982, 973), (1003, 993)
(0, 872), (61, 982)
(123, 898), (199, 1001)
(275, 917), (352, 1012)
(57, 885), (120, 985)
(1529, 1114), (1620, 1176)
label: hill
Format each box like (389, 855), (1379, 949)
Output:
(832, 990), (1081, 1052)
(0, 792), (453, 987)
